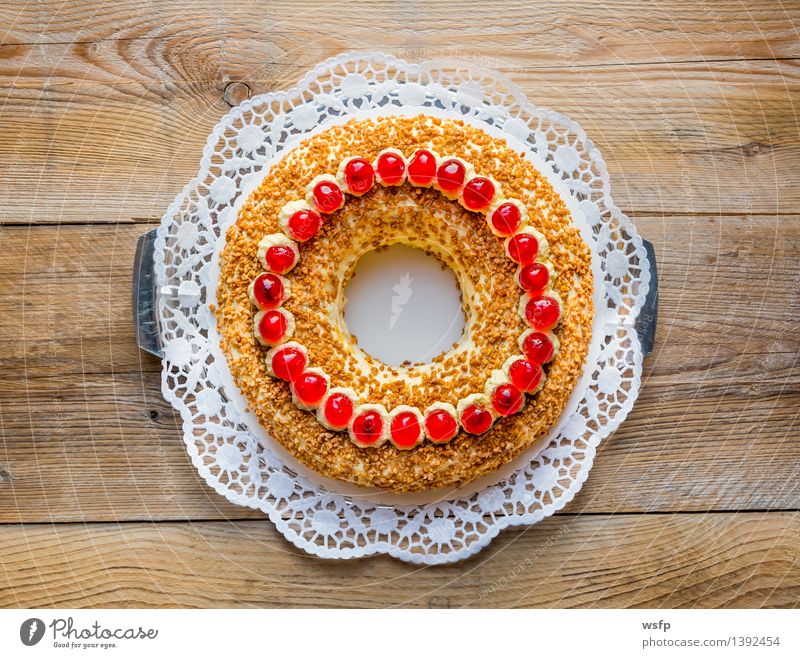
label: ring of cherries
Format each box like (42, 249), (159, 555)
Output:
(249, 147), (562, 450)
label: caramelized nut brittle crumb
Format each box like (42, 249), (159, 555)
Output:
(216, 115), (593, 492)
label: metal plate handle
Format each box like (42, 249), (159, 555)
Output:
(635, 239), (658, 356)
(132, 228), (163, 358)
(133, 230), (659, 359)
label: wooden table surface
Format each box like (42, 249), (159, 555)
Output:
(1, 1), (799, 608)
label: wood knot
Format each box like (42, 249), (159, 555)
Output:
(428, 596), (450, 608)
(0, 468), (13, 483)
(223, 81), (251, 107)
(742, 141), (768, 157)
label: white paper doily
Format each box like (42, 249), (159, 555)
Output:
(154, 52), (650, 564)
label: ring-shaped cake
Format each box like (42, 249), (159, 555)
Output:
(215, 114), (593, 492)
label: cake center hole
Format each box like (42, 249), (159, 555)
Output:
(343, 244), (466, 366)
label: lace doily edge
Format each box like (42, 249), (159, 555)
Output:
(152, 51), (650, 564)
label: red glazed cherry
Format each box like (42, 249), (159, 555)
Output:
(491, 384), (524, 416)
(258, 310), (288, 344)
(507, 233), (539, 265)
(251, 273), (285, 310)
(390, 411), (421, 448)
(462, 177), (496, 211)
(525, 295), (561, 330)
(343, 158), (375, 195)
(312, 180), (344, 213)
(490, 203), (522, 236)
(518, 262), (549, 294)
(461, 404), (493, 435)
(270, 346), (307, 381)
(352, 410), (384, 445)
(424, 409), (459, 443)
(265, 245), (297, 274)
(288, 209), (322, 241)
(508, 359), (543, 393)
(522, 332), (555, 364)
(376, 152), (406, 185)
(436, 159), (466, 193)
(407, 149), (437, 186)
(292, 371), (328, 406)
(323, 393), (354, 429)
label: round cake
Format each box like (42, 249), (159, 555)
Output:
(214, 114), (593, 493)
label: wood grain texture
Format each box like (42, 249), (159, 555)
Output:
(0, 1), (799, 223)
(2, 0), (798, 60)
(1, 216), (798, 522)
(0, 0), (798, 608)
(1, 513), (798, 608)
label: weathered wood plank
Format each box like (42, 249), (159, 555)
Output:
(0, 513), (798, 607)
(2, 63), (796, 221)
(0, 217), (798, 522)
(1, 369), (797, 522)
(2, 1), (798, 62)
(0, 2), (798, 222)
(3, 215), (798, 377)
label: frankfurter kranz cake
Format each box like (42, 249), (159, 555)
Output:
(215, 115), (593, 493)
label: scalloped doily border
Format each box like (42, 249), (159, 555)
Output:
(154, 52), (649, 564)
